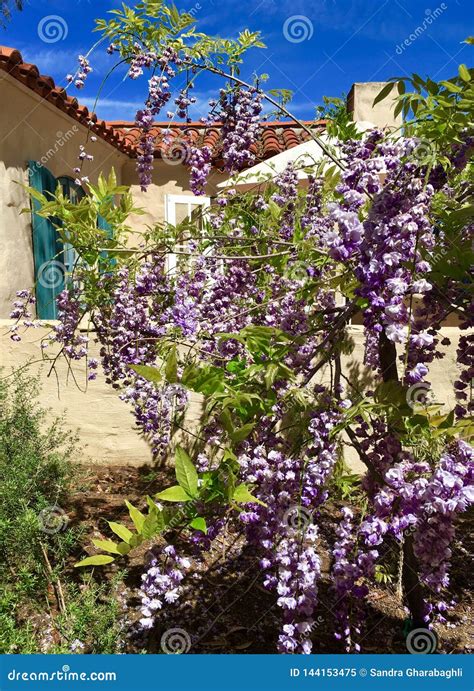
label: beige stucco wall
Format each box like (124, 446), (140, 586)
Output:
(0, 72), (127, 317)
(0, 75), (467, 470)
(347, 82), (403, 130)
(123, 158), (227, 238)
(0, 320), (467, 471)
(0, 321), (151, 465)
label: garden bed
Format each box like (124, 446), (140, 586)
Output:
(59, 464), (473, 655)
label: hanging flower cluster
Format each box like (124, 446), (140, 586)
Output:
(215, 86), (263, 173)
(139, 545), (191, 629)
(13, 109), (473, 653)
(8, 289), (36, 341)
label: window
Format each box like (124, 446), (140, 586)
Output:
(57, 177), (85, 286)
(29, 162), (113, 318)
(165, 194), (210, 275)
(29, 161), (64, 319)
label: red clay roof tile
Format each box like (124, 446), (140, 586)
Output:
(0, 45), (135, 156)
(108, 120), (327, 166)
(0, 45), (326, 166)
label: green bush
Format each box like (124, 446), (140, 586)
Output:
(0, 371), (125, 654)
(0, 371), (77, 587)
(51, 574), (127, 654)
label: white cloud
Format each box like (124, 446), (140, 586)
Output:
(17, 43), (118, 82)
(79, 97), (143, 121)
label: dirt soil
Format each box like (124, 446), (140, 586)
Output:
(63, 463), (473, 655)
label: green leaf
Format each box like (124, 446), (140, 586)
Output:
(182, 364), (224, 395)
(130, 365), (162, 384)
(125, 500), (146, 533)
(394, 99), (404, 119)
(438, 409), (455, 429)
(128, 533), (144, 549)
(175, 446), (199, 497)
(440, 80), (462, 93)
(463, 36), (474, 45)
(91, 539), (121, 554)
(165, 345), (178, 383)
(74, 555), (115, 568)
(142, 505), (165, 539)
(373, 81), (395, 106)
(155, 485), (193, 502)
(108, 521), (133, 544)
(220, 409), (234, 434)
(233, 484), (266, 506)
(116, 542), (131, 555)
(141, 496), (165, 537)
(190, 517), (207, 533)
(230, 423), (255, 443)
(458, 64), (470, 82)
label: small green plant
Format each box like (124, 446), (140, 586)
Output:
(0, 371), (78, 585)
(0, 586), (39, 654)
(76, 444), (264, 567)
(330, 455), (361, 501)
(0, 371), (125, 653)
(374, 564), (395, 586)
(50, 574), (126, 654)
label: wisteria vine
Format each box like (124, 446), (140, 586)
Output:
(9, 4), (474, 654)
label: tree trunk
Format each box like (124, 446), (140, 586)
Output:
(378, 330), (427, 627)
(402, 535), (427, 628)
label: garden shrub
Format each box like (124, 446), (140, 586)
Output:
(0, 372), (125, 654)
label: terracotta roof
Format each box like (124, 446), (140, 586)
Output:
(0, 44), (326, 166)
(108, 120), (327, 164)
(0, 46), (135, 156)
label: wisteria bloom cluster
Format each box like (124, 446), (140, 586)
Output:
(10, 14), (473, 652)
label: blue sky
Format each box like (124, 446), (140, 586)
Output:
(1, 0), (472, 121)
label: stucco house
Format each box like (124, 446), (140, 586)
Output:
(0, 45), (462, 468)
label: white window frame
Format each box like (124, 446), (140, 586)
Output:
(165, 194), (211, 275)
